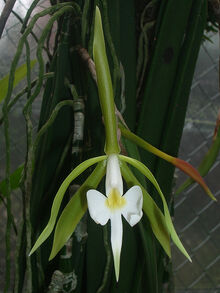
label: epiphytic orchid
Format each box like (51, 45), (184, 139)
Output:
(29, 6), (215, 286)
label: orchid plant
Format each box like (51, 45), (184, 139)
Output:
(29, 6), (215, 282)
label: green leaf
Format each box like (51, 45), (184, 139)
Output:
(137, 0), (194, 175)
(49, 161), (106, 260)
(119, 155), (191, 262)
(29, 156), (106, 256)
(153, 0), (208, 200)
(0, 164), (24, 200)
(0, 60), (37, 102)
(121, 161), (171, 258)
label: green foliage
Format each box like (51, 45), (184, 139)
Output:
(0, 165), (23, 200)
(0, 60), (36, 103)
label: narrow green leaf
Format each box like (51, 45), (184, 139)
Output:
(29, 156), (106, 256)
(138, 220), (158, 293)
(155, 0), (208, 199)
(0, 60), (37, 102)
(137, 0), (194, 176)
(49, 161), (106, 260)
(0, 164), (23, 200)
(121, 161), (171, 258)
(119, 155), (191, 261)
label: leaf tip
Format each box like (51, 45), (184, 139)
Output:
(28, 245), (37, 257)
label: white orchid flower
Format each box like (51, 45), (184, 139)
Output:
(86, 154), (143, 281)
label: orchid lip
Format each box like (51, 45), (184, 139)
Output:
(105, 188), (126, 211)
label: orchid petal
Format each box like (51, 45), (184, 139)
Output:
(106, 154), (123, 196)
(86, 189), (110, 225)
(122, 186), (143, 226)
(110, 213), (123, 282)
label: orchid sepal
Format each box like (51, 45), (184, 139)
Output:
(119, 155), (192, 262)
(121, 161), (171, 258)
(29, 155), (107, 256)
(119, 123), (215, 201)
(49, 161), (106, 260)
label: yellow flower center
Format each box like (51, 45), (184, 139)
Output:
(105, 188), (126, 210)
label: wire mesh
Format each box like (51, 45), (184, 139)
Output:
(173, 32), (220, 292)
